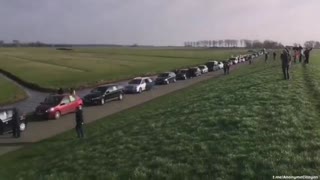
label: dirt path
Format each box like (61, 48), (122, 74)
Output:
(0, 60), (254, 155)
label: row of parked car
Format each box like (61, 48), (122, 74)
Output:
(0, 50), (265, 134)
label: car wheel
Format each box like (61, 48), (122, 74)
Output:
(19, 122), (26, 131)
(118, 93), (123, 100)
(100, 98), (105, 105)
(54, 111), (61, 120)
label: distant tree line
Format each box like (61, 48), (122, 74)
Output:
(0, 40), (51, 47)
(184, 39), (285, 49)
(303, 41), (320, 48)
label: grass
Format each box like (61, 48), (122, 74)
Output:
(0, 47), (246, 89)
(1, 51), (320, 179)
(0, 76), (27, 105)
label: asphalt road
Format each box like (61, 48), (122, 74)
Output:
(0, 60), (254, 155)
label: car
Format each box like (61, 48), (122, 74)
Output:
(188, 67), (202, 77)
(229, 57), (239, 64)
(0, 108), (27, 135)
(205, 61), (219, 72)
(217, 62), (224, 69)
(83, 85), (124, 105)
(198, 65), (209, 74)
(35, 94), (83, 119)
(176, 69), (191, 80)
(124, 77), (154, 93)
(155, 72), (176, 85)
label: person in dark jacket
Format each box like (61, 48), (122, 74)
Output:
(298, 46), (303, 63)
(265, 52), (268, 62)
(304, 48), (313, 64)
(223, 61), (230, 75)
(281, 49), (291, 80)
(12, 108), (21, 138)
(75, 107), (84, 138)
(273, 52), (277, 60)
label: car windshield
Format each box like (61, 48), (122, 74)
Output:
(158, 73), (169, 77)
(43, 96), (63, 105)
(199, 66), (205, 69)
(129, 79), (142, 84)
(91, 87), (108, 93)
(179, 70), (188, 73)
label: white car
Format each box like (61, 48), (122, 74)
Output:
(198, 65), (209, 74)
(124, 77), (154, 93)
(230, 57), (238, 64)
(218, 62), (224, 69)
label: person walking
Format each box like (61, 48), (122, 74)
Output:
(298, 46), (303, 63)
(304, 48), (313, 64)
(265, 52), (268, 62)
(12, 108), (21, 138)
(223, 60), (230, 75)
(273, 52), (277, 60)
(280, 49), (291, 80)
(75, 107), (84, 138)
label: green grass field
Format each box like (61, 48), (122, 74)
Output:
(0, 76), (27, 105)
(1, 51), (319, 179)
(0, 47), (246, 89)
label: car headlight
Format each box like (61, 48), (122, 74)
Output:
(46, 107), (55, 113)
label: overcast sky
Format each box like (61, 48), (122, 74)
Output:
(0, 0), (319, 46)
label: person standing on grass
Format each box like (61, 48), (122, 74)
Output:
(12, 108), (21, 138)
(281, 49), (291, 80)
(298, 46), (303, 63)
(304, 47), (313, 64)
(75, 107), (84, 138)
(223, 60), (230, 75)
(273, 52), (277, 60)
(265, 52), (268, 62)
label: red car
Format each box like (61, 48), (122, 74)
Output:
(35, 94), (83, 119)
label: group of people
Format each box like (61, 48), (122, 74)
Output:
(280, 46), (313, 80)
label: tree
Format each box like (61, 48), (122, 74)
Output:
(314, 41), (320, 49)
(243, 39), (253, 48)
(304, 41), (315, 48)
(218, 40), (224, 47)
(12, 40), (20, 47)
(252, 40), (263, 48)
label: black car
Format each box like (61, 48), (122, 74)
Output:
(155, 72), (176, 85)
(0, 108), (27, 135)
(205, 61), (219, 72)
(188, 67), (202, 77)
(176, 69), (191, 80)
(83, 85), (123, 105)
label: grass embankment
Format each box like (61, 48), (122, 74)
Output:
(0, 76), (27, 105)
(1, 54), (320, 179)
(0, 48), (245, 89)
